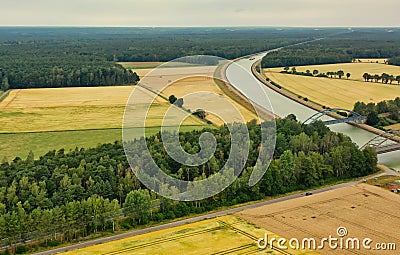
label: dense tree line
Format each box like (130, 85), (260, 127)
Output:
(389, 56), (400, 66)
(0, 116), (378, 253)
(354, 98), (400, 128)
(362, 72), (400, 84)
(0, 65), (140, 90)
(262, 30), (400, 68)
(0, 27), (337, 90)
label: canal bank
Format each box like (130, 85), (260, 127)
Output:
(251, 59), (400, 144)
(224, 51), (400, 170)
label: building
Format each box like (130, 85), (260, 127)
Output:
(389, 183), (399, 193)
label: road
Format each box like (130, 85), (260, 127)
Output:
(34, 167), (400, 255)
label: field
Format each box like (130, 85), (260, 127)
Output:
(365, 175), (400, 191)
(237, 184), (400, 255)
(385, 123), (400, 130)
(60, 215), (316, 255)
(118, 62), (201, 70)
(265, 62), (400, 109)
(0, 86), (207, 160)
(356, 59), (388, 64)
(118, 62), (165, 69)
(161, 76), (259, 125)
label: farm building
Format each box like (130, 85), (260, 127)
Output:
(389, 183), (399, 192)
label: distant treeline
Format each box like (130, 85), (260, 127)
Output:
(0, 66), (140, 90)
(262, 30), (400, 68)
(0, 27), (338, 90)
(0, 116), (378, 253)
(389, 56), (400, 66)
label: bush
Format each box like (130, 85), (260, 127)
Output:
(119, 218), (132, 230)
(15, 246), (29, 254)
(46, 240), (61, 247)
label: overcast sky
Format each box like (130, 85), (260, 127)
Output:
(0, 0), (399, 27)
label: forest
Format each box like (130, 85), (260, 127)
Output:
(353, 97), (400, 128)
(261, 29), (400, 68)
(0, 27), (337, 90)
(0, 116), (378, 253)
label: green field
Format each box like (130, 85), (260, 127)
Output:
(0, 86), (208, 160)
(0, 125), (205, 161)
(265, 62), (400, 109)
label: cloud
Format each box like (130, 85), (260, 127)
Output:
(0, 0), (399, 26)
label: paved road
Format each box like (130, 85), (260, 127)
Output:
(33, 163), (400, 255)
(34, 179), (366, 255)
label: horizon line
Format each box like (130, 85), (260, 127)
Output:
(0, 25), (399, 29)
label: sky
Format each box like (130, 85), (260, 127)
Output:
(0, 0), (399, 27)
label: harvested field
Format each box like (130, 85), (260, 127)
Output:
(118, 62), (164, 69)
(356, 59), (388, 64)
(385, 123), (400, 131)
(119, 61), (201, 69)
(162, 76), (259, 125)
(0, 86), (203, 133)
(265, 62), (400, 109)
(237, 184), (400, 255)
(60, 215), (316, 255)
(0, 85), (207, 160)
(271, 62), (400, 83)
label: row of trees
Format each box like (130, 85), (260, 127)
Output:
(362, 73), (400, 84)
(282, 67), (351, 79)
(0, 116), (378, 253)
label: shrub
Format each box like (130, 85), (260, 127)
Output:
(15, 246), (29, 254)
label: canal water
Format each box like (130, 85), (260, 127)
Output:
(226, 52), (400, 170)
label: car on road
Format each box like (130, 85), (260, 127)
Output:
(305, 192), (313, 196)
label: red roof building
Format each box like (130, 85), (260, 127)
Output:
(389, 183), (399, 192)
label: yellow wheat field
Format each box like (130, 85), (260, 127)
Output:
(237, 183), (400, 255)
(0, 86), (203, 133)
(265, 62), (400, 109)
(60, 215), (317, 255)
